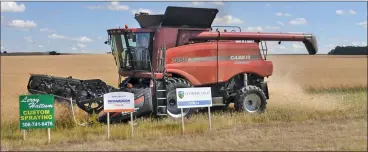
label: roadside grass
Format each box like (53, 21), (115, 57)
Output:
(1, 87), (366, 150)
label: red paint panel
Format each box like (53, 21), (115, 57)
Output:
(166, 41), (273, 86)
(135, 96), (145, 104)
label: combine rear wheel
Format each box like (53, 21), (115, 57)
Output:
(165, 77), (194, 119)
(234, 85), (267, 113)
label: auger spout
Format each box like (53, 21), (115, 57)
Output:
(190, 32), (318, 55)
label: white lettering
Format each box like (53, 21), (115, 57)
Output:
(28, 103), (53, 109)
(230, 55), (251, 60)
(21, 97), (40, 104)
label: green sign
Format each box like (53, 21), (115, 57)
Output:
(19, 94), (55, 129)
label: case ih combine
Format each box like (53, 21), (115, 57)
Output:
(26, 6), (318, 123)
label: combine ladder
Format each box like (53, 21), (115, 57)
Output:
(155, 80), (168, 116)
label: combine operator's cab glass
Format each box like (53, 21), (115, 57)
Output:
(109, 32), (153, 72)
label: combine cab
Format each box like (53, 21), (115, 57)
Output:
(27, 6), (318, 124)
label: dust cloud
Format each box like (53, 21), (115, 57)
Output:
(266, 72), (341, 112)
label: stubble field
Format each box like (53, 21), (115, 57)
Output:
(1, 54), (367, 151)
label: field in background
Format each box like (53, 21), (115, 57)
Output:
(1, 54), (367, 151)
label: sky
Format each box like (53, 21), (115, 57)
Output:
(1, 1), (367, 54)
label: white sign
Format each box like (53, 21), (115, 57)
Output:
(103, 92), (134, 112)
(176, 87), (212, 108)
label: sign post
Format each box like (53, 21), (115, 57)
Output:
(19, 94), (55, 143)
(103, 92), (135, 140)
(176, 87), (212, 134)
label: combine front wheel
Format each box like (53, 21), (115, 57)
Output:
(234, 85), (267, 113)
(165, 77), (194, 119)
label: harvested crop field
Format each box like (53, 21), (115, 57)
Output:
(1, 54), (367, 151)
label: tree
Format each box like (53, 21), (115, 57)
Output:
(49, 51), (60, 55)
(328, 46), (367, 55)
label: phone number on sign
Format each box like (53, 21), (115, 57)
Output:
(21, 122), (53, 127)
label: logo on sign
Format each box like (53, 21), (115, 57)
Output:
(176, 87), (212, 109)
(178, 91), (184, 99)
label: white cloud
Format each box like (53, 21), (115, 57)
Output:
(292, 43), (304, 50)
(87, 2), (129, 11)
(71, 47), (77, 50)
(265, 41), (289, 54)
(276, 12), (292, 17)
(213, 15), (244, 24)
(289, 18), (307, 25)
(265, 4), (271, 8)
(97, 36), (104, 40)
(266, 26), (280, 30)
(247, 26), (263, 32)
(48, 34), (67, 39)
(352, 42), (360, 45)
(212, 1), (224, 5)
(87, 5), (103, 10)
(336, 10), (345, 15)
(1, 46), (4, 51)
(192, 1), (204, 6)
(277, 21), (285, 26)
(1, 2), (25, 12)
(24, 36), (35, 44)
(77, 43), (86, 48)
(107, 2), (129, 11)
(349, 9), (357, 15)
(356, 21), (367, 28)
(336, 9), (357, 15)
(38, 45), (44, 48)
(40, 28), (54, 32)
(72, 36), (93, 43)
(352, 41), (367, 46)
(325, 44), (336, 49)
(131, 8), (152, 15)
(7, 20), (37, 29)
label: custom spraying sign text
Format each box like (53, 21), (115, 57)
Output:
(19, 94), (55, 129)
(176, 87), (212, 108)
(104, 92), (135, 112)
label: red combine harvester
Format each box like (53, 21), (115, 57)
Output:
(27, 6), (318, 123)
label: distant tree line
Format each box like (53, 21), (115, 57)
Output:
(49, 51), (60, 55)
(328, 46), (368, 55)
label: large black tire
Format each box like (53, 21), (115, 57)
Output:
(234, 85), (267, 113)
(165, 77), (194, 119)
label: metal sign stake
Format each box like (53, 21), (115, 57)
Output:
(23, 130), (26, 140)
(181, 108), (185, 135)
(208, 106), (212, 131)
(47, 128), (51, 144)
(131, 112), (134, 138)
(107, 112), (110, 140)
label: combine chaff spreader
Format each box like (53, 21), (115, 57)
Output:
(27, 6), (318, 123)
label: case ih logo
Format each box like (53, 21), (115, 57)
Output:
(178, 91), (185, 99)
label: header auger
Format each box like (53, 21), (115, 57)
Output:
(27, 6), (318, 124)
